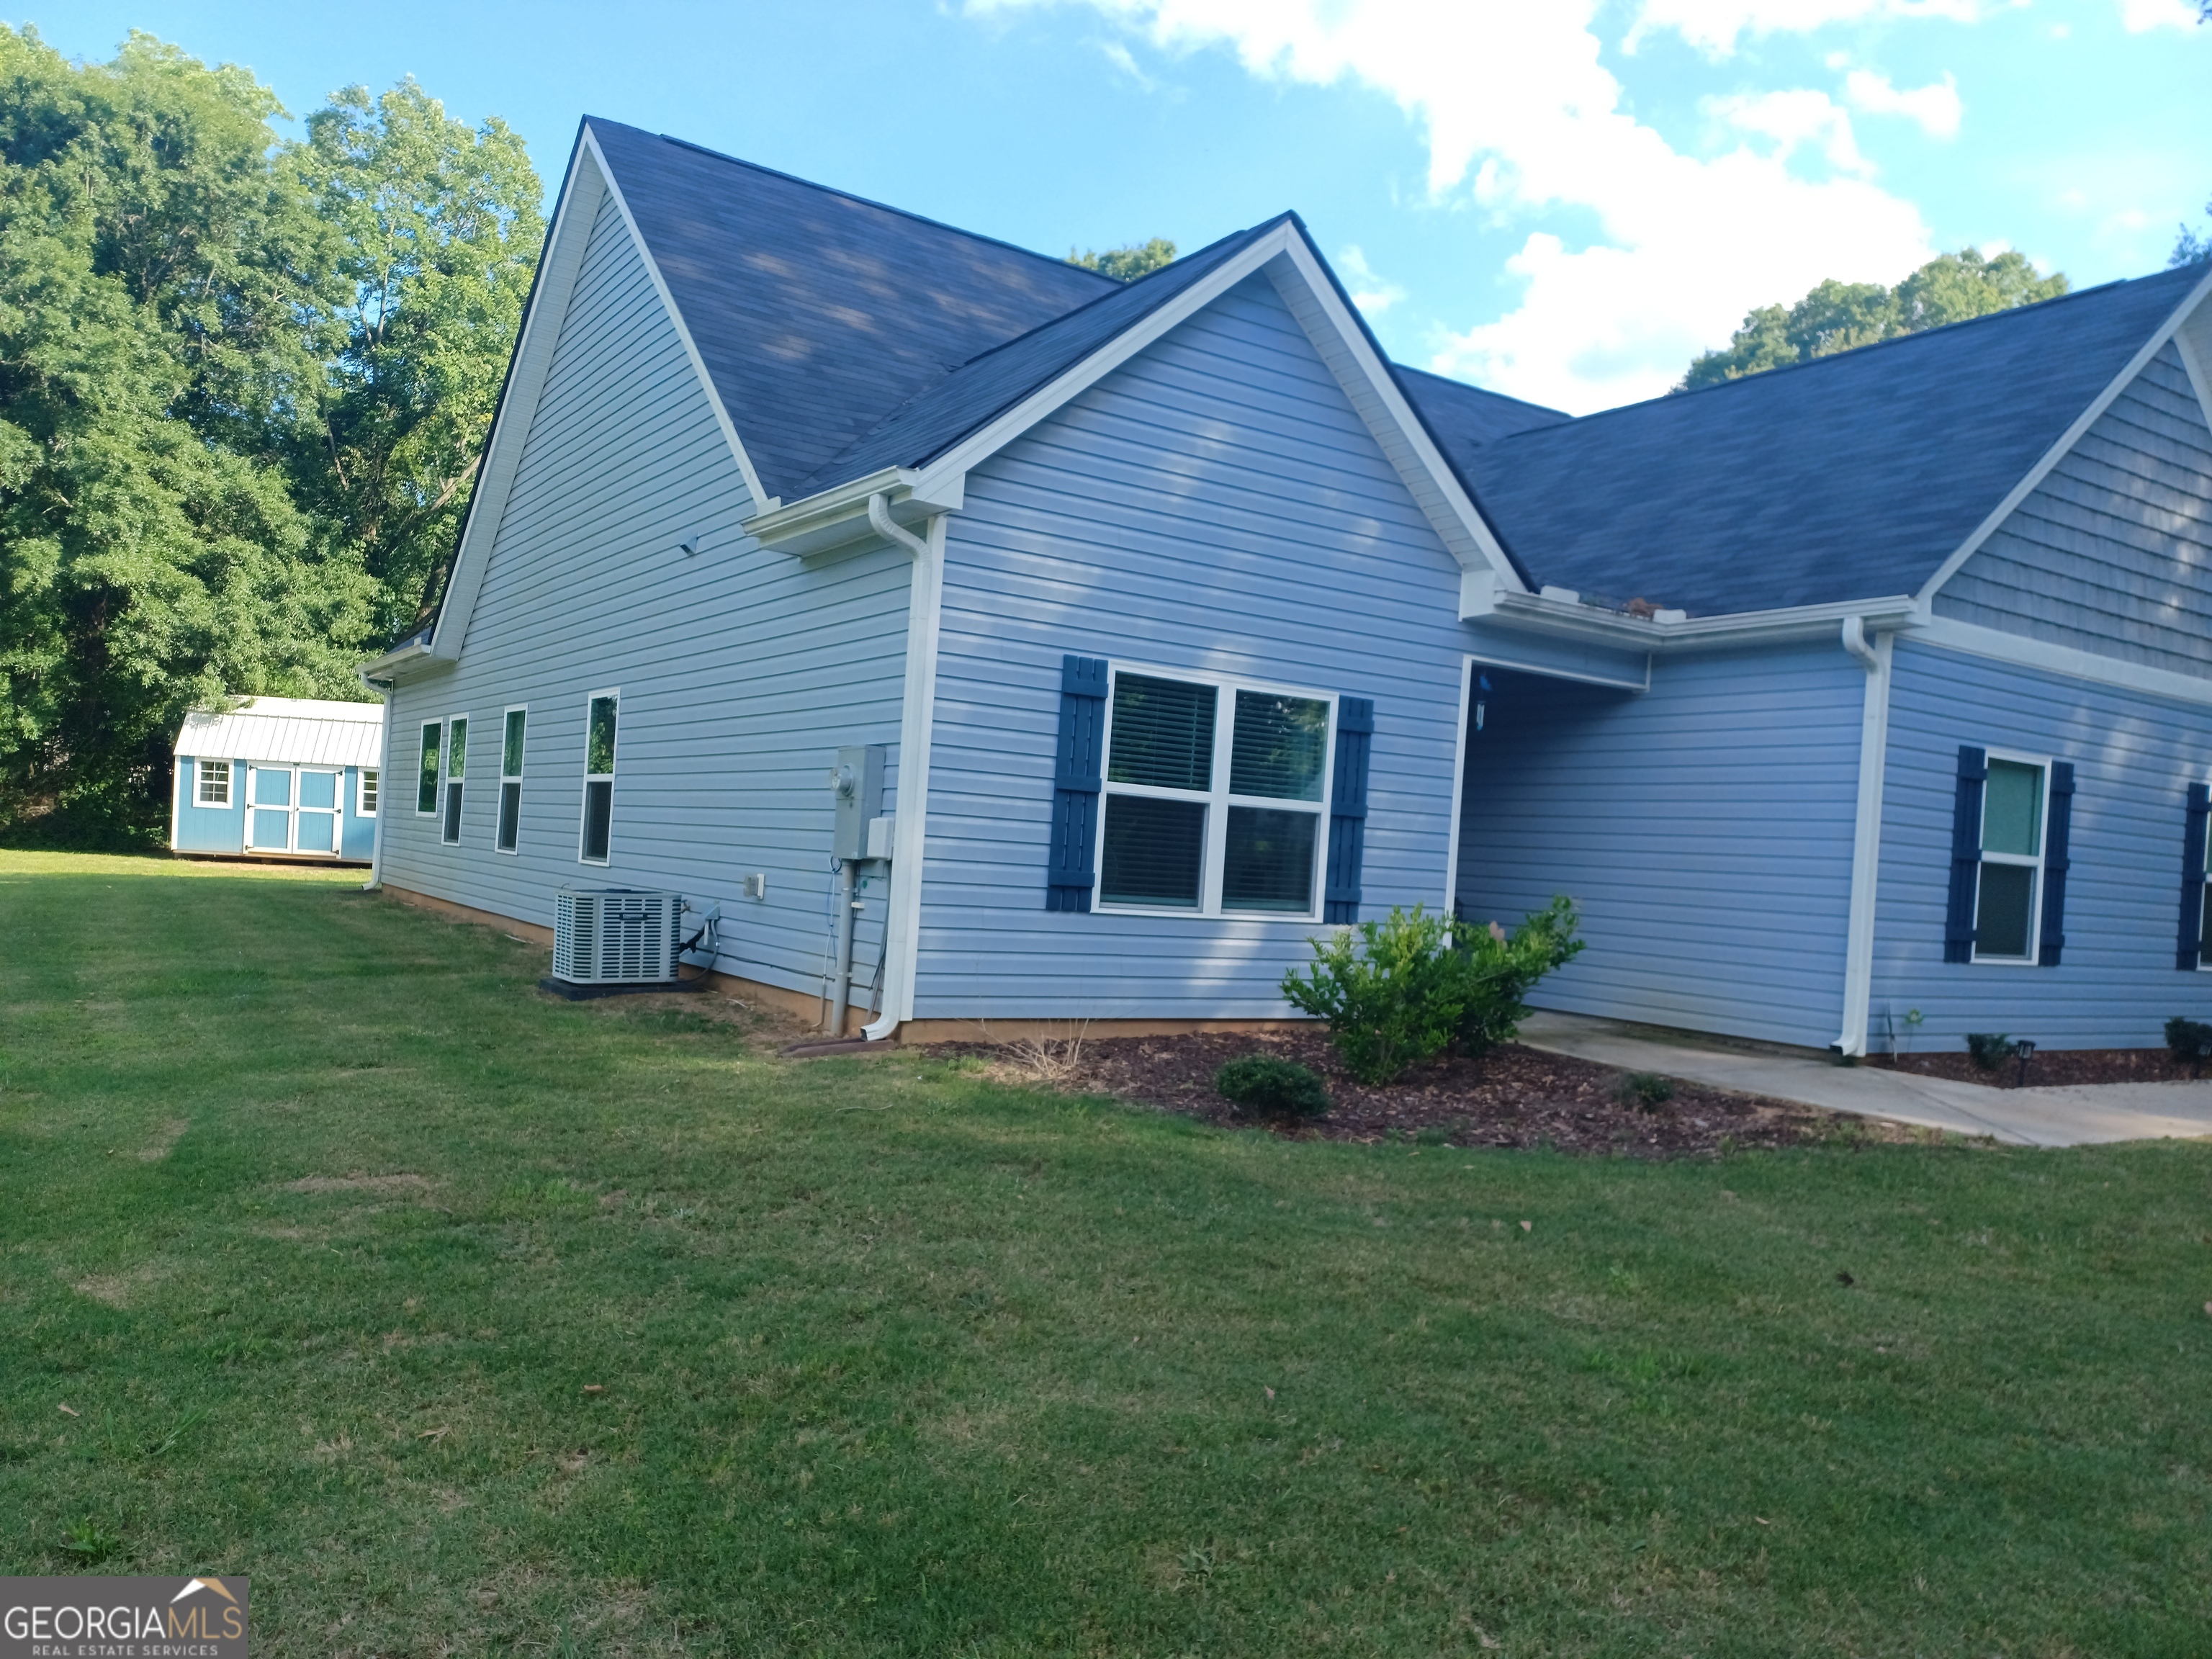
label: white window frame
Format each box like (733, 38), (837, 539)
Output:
(578, 688), (619, 867)
(195, 758), (233, 808)
(495, 703), (527, 855)
(441, 713), (469, 846)
(2197, 768), (2212, 974)
(1969, 746), (2051, 968)
(357, 768), (378, 818)
(416, 720), (443, 817)
(1091, 661), (1337, 923)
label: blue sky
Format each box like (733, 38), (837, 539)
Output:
(38, 0), (2212, 412)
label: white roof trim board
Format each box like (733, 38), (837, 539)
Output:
(174, 697), (385, 769)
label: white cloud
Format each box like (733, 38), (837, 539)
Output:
(966, 0), (1937, 410)
(1336, 245), (1408, 315)
(1097, 39), (1161, 89)
(1627, 0), (1984, 58)
(2116, 0), (2198, 29)
(1843, 68), (1962, 138)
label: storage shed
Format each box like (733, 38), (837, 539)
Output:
(171, 696), (385, 863)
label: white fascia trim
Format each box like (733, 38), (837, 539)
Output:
(864, 508), (948, 1040)
(2172, 300), (2212, 436)
(1835, 629), (1894, 1056)
(1917, 266), (2212, 608)
(424, 144), (607, 665)
(1912, 614), (2212, 706)
(359, 639), (435, 685)
(580, 126), (778, 516)
(742, 467), (964, 556)
(1469, 590), (1921, 653)
(1262, 240), (1522, 590)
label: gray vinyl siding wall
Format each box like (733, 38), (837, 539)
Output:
(1935, 342), (2212, 676)
(1871, 639), (2212, 1051)
(913, 274), (1472, 1020)
(1454, 642), (1866, 1050)
(379, 190), (911, 1009)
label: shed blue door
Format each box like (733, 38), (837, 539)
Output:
(297, 769), (341, 854)
(249, 767), (294, 851)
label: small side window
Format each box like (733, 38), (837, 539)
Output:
(417, 721), (441, 815)
(580, 691), (617, 864)
(1973, 756), (2046, 963)
(196, 759), (232, 807)
(441, 716), (468, 845)
(358, 768), (379, 817)
(497, 707), (526, 854)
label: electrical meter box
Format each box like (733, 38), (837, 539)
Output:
(832, 745), (885, 860)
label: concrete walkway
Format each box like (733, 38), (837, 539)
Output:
(1517, 1011), (2212, 1148)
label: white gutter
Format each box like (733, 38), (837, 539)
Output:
(1463, 579), (1922, 655)
(359, 638), (434, 685)
(1835, 616), (1896, 1056)
(745, 469), (966, 558)
(861, 491), (949, 1041)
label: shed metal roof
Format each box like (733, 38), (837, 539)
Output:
(175, 697), (384, 768)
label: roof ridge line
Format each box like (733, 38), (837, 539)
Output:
(1543, 264), (2188, 435)
(586, 117), (1123, 291)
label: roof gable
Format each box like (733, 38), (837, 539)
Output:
(1458, 262), (2212, 616)
(585, 119), (1116, 503)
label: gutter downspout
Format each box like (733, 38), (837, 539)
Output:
(362, 672), (395, 893)
(863, 492), (947, 1042)
(1835, 616), (1893, 1056)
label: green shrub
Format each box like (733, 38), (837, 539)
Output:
(1964, 1033), (2018, 1071)
(1615, 1071), (1675, 1110)
(1280, 905), (1462, 1085)
(1280, 900), (1584, 1087)
(1447, 896), (1586, 1058)
(1213, 1055), (1330, 1118)
(2164, 1016), (2212, 1066)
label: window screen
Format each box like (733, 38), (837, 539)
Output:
(581, 693), (617, 863)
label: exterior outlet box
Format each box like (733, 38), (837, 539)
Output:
(865, 814), (896, 861)
(742, 873), (767, 899)
(832, 745), (885, 860)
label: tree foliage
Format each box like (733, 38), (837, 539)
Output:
(1679, 248), (2069, 392)
(1069, 238), (1177, 282)
(0, 28), (541, 845)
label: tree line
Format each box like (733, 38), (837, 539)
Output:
(0, 27), (542, 845)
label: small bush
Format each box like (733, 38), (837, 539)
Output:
(2164, 1016), (2212, 1066)
(1964, 1033), (2018, 1071)
(1214, 1054), (1330, 1118)
(1615, 1071), (1675, 1110)
(1280, 899), (1584, 1087)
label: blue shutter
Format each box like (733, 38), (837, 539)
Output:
(2037, 761), (2074, 967)
(1323, 697), (1374, 925)
(1943, 745), (1987, 964)
(2179, 783), (2209, 971)
(1046, 655), (1108, 912)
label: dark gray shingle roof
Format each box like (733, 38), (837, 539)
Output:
(1455, 263), (2207, 615)
(1394, 367), (1571, 451)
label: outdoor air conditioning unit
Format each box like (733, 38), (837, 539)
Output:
(553, 888), (683, 985)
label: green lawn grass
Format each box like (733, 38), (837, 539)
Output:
(2, 850), (2209, 1656)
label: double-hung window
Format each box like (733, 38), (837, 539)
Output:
(196, 760), (231, 806)
(441, 716), (468, 845)
(417, 721), (442, 816)
(1972, 753), (2048, 963)
(496, 707), (526, 853)
(358, 768), (378, 817)
(580, 691), (617, 865)
(1096, 667), (1334, 920)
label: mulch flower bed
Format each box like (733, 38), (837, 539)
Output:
(1864, 1047), (2200, 1089)
(963, 1028), (1906, 1158)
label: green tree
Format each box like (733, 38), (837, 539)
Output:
(2173, 194), (2211, 268)
(285, 82), (544, 641)
(1680, 248), (2068, 391)
(0, 27), (374, 845)
(1069, 238), (1177, 282)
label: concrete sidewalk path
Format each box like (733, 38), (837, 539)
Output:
(1517, 1012), (2212, 1148)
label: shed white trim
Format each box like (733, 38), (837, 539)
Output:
(174, 697), (385, 770)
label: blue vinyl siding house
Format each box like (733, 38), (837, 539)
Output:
(171, 696), (382, 864)
(364, 117), (2212, 1052)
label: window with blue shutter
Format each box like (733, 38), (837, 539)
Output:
(1943, 745), (1986, 963)
(2179, 782), (2209, 971)
(1323, 697), (1374, 925)
(2037, 762), (2073, 967)
(1046, 655), (1108, 912)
